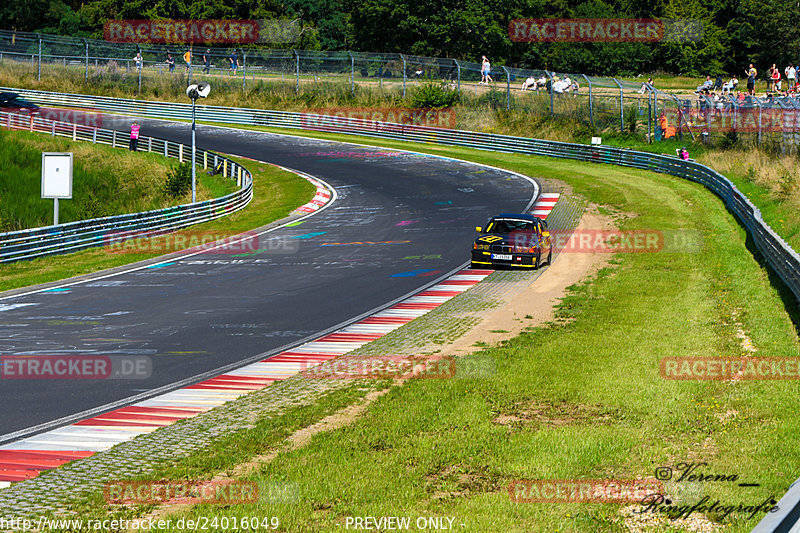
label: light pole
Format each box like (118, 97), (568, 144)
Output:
(186, 82), (211, 203)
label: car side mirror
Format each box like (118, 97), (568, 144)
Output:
(475, 226), (483, 232)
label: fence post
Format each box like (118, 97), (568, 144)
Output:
(164, 140), (168, 157)
(293, 49), (299, 93)
(137, 44), (142, 94)
(92, 128), (97, 144)
(400, 54), (406, 99)
(112, 130), (116, 147)
(51, 121), (55, 136)
(454, 59), (461, 95)
(148, 137), (152, 152)
(756, 97), (762, 146)
(613, 78), (624, 133)
(546, 71), (554, 117)
(581, 74), (593, 129)
(37, 33), (42, 81)
(502, 66), (511, 110)
(668, 93), (695, 141)
(83, 38), (88, 81)
(242, 50), (247, 91)
(348, 51), (355, 95)
(642, 84), (653, 144)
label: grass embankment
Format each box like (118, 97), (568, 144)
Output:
(0, 127), (236, 231)
(62, 142), (799, 532)
(0, 151), (316, 293)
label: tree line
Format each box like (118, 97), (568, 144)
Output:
(1, 0), (797, 77)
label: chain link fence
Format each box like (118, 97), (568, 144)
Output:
(1, 29), (799, 150)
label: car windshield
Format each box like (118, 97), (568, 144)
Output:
(486, 219), (536, 233)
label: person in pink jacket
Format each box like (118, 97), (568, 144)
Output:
(129, 121), (140, 151)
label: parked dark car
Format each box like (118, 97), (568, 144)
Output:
(0, 92), (40, 114)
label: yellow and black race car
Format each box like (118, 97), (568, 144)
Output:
(471, 213), (552, 269)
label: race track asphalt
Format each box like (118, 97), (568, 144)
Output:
(0, 117), (538, 441)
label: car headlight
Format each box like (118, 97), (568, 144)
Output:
(513, 245), (537, 253)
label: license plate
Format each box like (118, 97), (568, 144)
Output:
(491, 253), (512, 260)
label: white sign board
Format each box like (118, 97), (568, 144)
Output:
(41, 152), (73, 199)
(591, 137), (602, 145)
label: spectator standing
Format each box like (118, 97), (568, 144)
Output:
(129, 121), (140, 151)
(166, 53), (175, 73)
(786, 64), (797, 90)
(133, 52), (142, 72)
(745, 63), (757, 95)
(229, 50), (239, 75)
(480, 56), (493, 84)
(183, 49), (192, 70)
(771, 63), (781, 91)
(203, 49), (211, 74)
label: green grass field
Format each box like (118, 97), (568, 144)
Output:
(0, 127), (236, 231)
(48, 138), (796, 532)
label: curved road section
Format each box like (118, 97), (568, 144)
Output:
(0, 118), (538, 442)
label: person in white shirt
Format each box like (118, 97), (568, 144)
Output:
(786, 64), (797, 90)
(722, 75), (738, 93)
(553, 78), (569, 94)
(521, 76), (537, 91)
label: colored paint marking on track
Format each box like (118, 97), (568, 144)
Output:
(390, 269), (441, 278)
(144, 262), (176, 269)
(290, 232), (327, 240)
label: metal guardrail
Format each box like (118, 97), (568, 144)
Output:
(6, 87), (797, 307)
(0, 109), (253, 263)
(4, 88), (800, 529)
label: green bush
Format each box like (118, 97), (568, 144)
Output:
(477, 88), (508, 110)
(76, 195), (109, 220)
(410, 82), (459, 109)
(164, 162), (192, 198)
